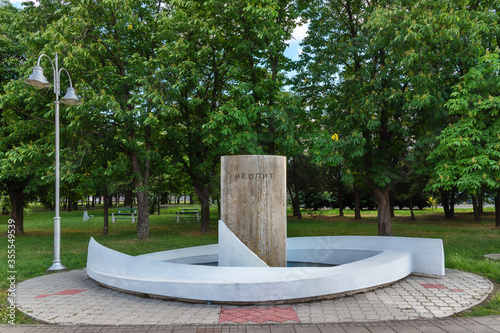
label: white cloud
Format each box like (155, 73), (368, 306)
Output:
(284, 20), (309, 60)
(9, 0), (21, 7)
(9, 0), (37, 8)
(290, 21), (309, 42)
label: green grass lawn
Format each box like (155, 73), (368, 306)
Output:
(1, 204), (499, 323)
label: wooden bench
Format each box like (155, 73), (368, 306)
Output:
(176, 209), (199, 223)
(112, 208), (138, 224)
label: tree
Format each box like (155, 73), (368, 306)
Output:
(296, 0), (414, 235)
(390, 0), (500, 224)
(296, 0), (500, 234)
(0, 1), (57, 234)
(429, 53), (500, 224)
(5, 0), (298, 236)
(0, 1), (24, 233)
(148, 0), (297, 232)
(369, 0), (500, 224)
(18, 0), (168, 238)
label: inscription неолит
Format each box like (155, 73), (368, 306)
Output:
(234, 173), (273, 180)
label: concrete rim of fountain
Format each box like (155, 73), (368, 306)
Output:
(86, 221), (445, 304)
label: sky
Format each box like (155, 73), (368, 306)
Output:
(9, 0), (22, 7)
(285, 21), (309, 60)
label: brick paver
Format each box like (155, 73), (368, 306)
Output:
(13, 269), (493, 326)
(5, 268), (499, 332)
(2, 317), (500, 333)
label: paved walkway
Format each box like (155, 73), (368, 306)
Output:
(3, 268), (499, 332)
(1, 316), (500, 333)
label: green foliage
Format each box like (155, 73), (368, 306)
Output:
(1, 0), (301, 236)
(297, 0), (437, 190)
(294, 0), (500, 232)
(2, 0), (500, 238)
(429, 52), (500, 195)
(303, 191), (336, 210)
(0, 2), (60, 215)
(0, 1), (23, 89)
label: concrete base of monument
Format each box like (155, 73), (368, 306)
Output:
(86, 225), (445, 304)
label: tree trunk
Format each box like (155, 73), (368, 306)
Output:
(441, 189), (450, 218)
(409, 197), (416, 221)
(337, 178), (344, 217)
(495, 188), (500, 227)
(389, 192), (395, 218)
(290, 186), (302, 220)
(288, 185), (296, 215)
(354, 185), (361, 220)
(372, 186), (393, 236)
(471, 194), (482, 223)
(479, 191), (484, 214)
(441, 189), (455, 219)
(103, 185), (109, 235)
(157, 192), (161, 215)
(129, 123), (151, 239)
(288, 184), (302, 219)
(124, 191), (134, 207)
(135, 190), (149, 238)
(450, 187), (456, 217)
(193, 182), (211, 233)
(129, 153), (150, 239)
(294, 189), (302, 219)
(8, 185), (25, 234)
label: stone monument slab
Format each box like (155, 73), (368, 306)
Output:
(220, 155), (287, 267)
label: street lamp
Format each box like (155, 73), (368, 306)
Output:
(25, 52), (82, 272)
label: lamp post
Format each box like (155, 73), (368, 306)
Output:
(25, 52), (82, 272)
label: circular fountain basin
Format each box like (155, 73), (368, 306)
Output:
(87, 235), (444, 303)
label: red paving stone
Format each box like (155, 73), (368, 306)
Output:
(35, 289), (86, 298)
(422, 284), (464, 292)
(451, 289), (464, 292)
(422, 283), (447, 289)
(219, 306), (300, 324)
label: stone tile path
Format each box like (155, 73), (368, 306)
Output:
(13, 268), (492, 325)
(2, 317), (500, 333)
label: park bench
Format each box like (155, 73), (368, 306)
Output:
(176, 208), (200, 223)
(112, 208), (138, 224)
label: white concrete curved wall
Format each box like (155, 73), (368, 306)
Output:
(87, 235), (444, 303)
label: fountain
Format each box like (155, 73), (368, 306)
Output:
(87, 155), (445, 303)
